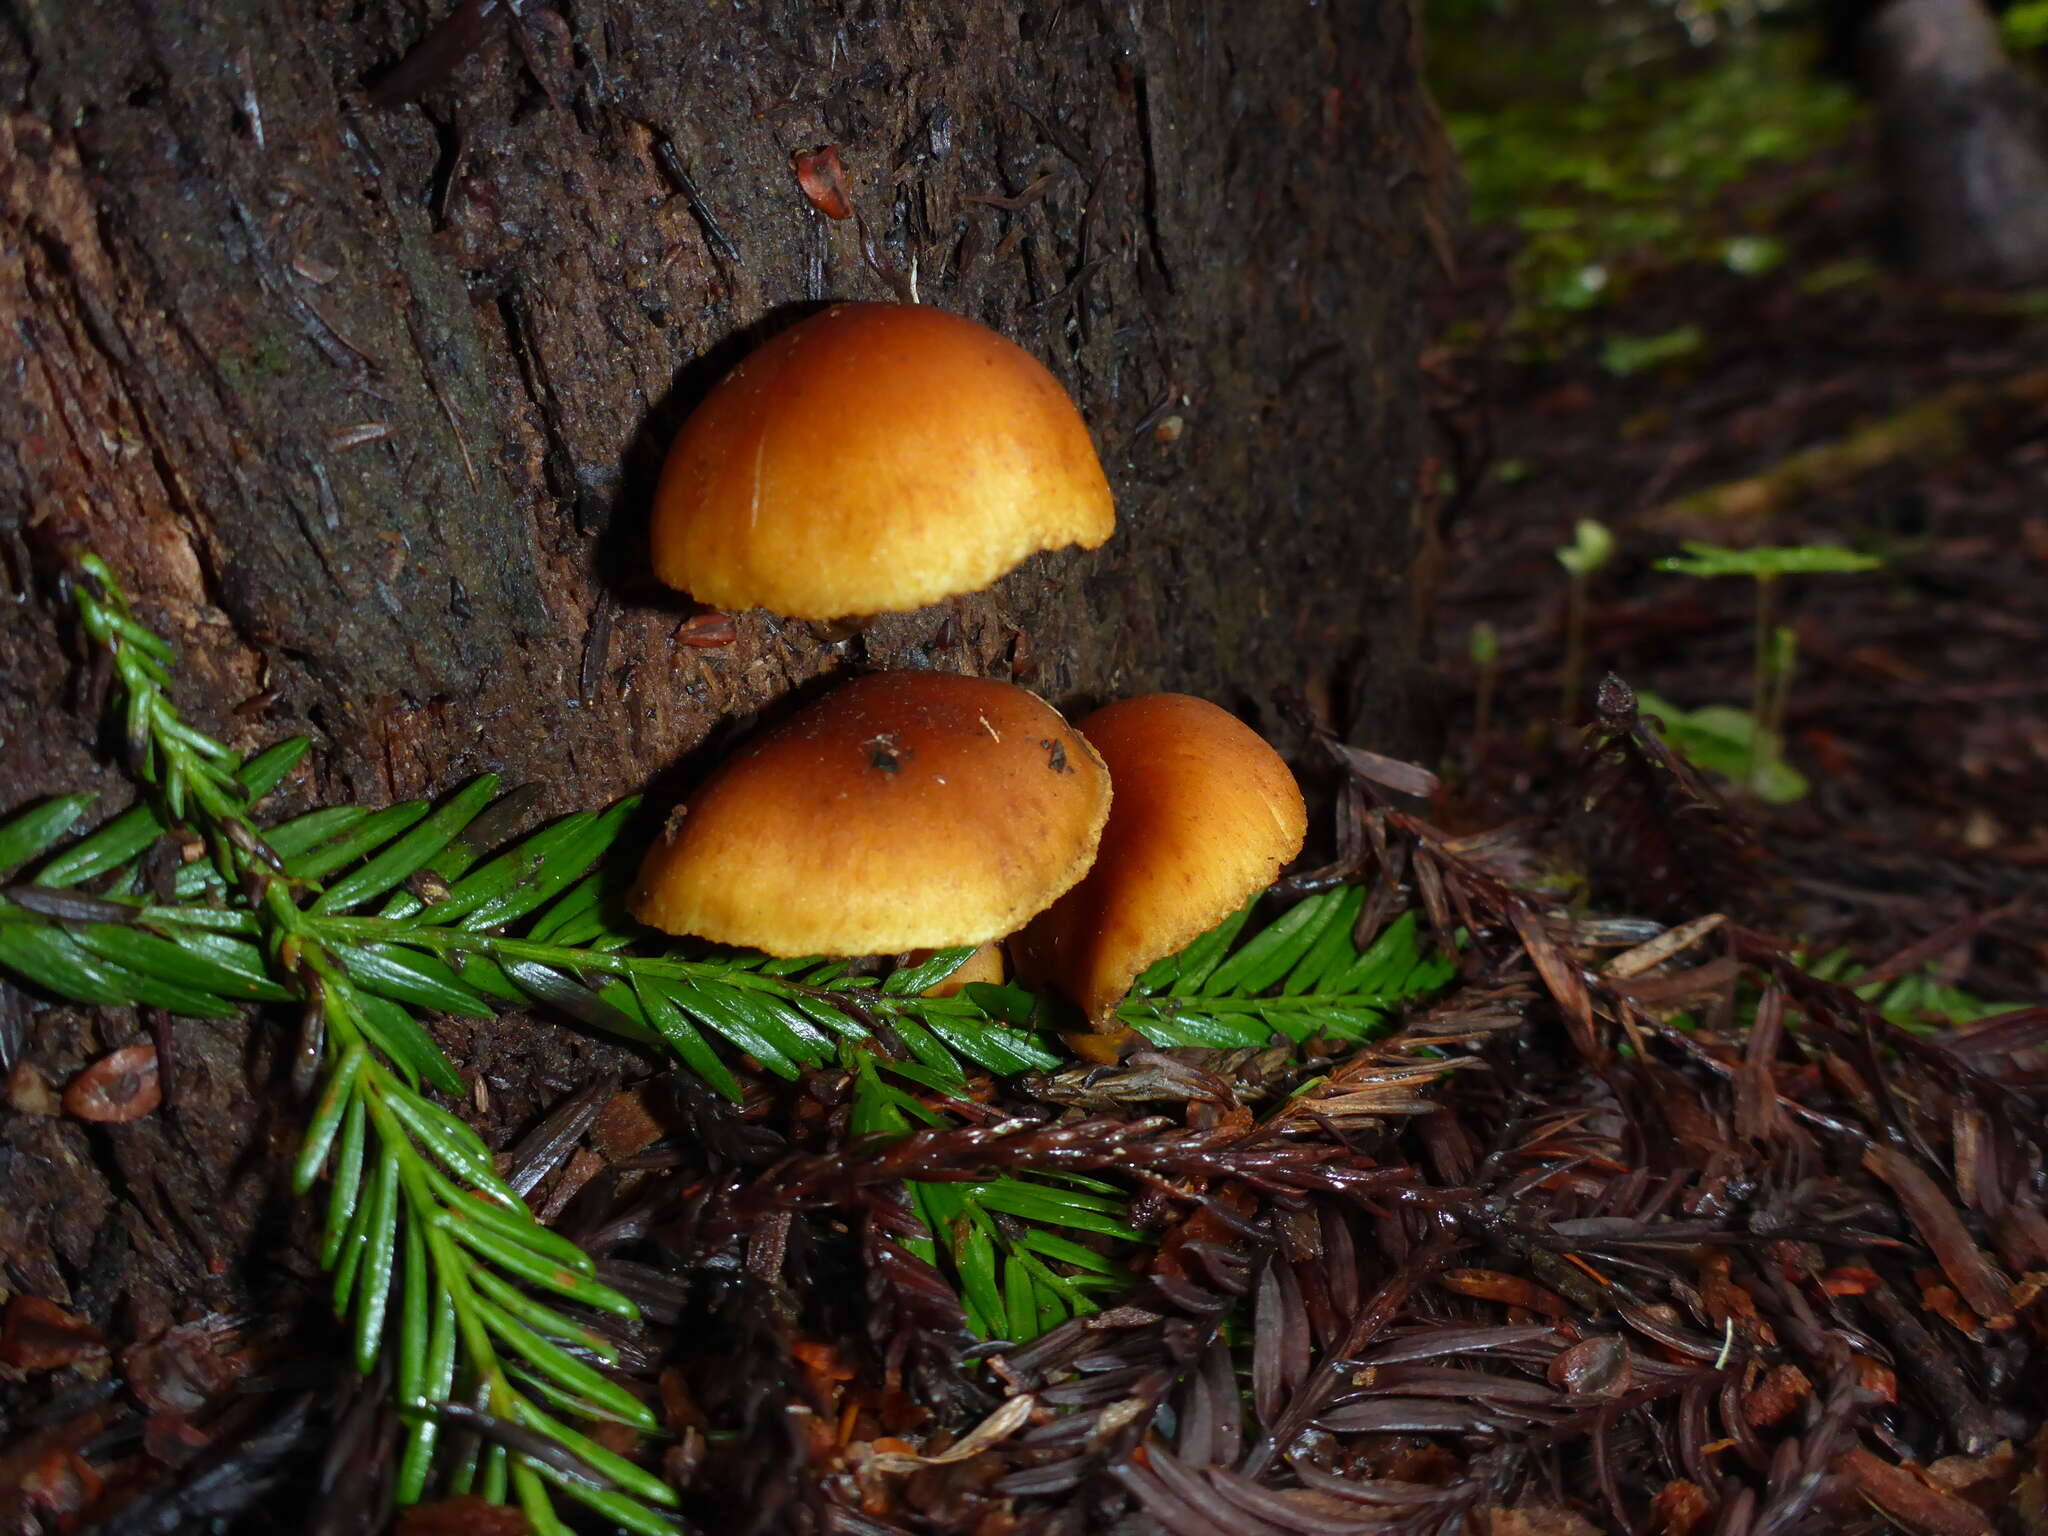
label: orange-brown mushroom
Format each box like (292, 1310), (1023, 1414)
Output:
(909, 941), (1007, 998)
(650, 303), (1115, 619)
(1015, 695), (1307, 1056)
(631, 672), (1111, 957)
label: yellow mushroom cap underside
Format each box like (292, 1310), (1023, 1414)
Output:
(631, 671), (1112, 957)
(1017, 694), (1308, 1023)
(650, 302), (1116, 619)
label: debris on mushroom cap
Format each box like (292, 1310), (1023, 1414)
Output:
(649, 302), (1116, 620)
(1015, 694), (1308, 1047)
(631, 671), (1112, 957)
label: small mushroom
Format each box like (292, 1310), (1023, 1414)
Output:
(909, 941), (1006, 998)
(632, 672), (1111, 957)
(1015, 694), (1307, 1060)
(650, 303), (1115, 620)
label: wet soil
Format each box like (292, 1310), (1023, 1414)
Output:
(1422, 123), (2048, 1002)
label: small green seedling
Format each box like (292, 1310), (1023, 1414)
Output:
(1654, 541), (1881, 795)
(1635, 690), (1810, 805)
(1470, 620), (1500, 744)
(1762, 622), (1798, 771)
(1654, 542), (1883, 581)
(1803, 945), (2027, 1033)
(1556, 518), (1615, 724)
(1600, 325), (1703, 378)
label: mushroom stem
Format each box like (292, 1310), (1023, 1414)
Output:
(1066, 1026), (1133, 1067)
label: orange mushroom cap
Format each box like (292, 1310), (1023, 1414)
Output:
(1016, 695), (1308, 1032)
(631, 672), (1111, 957)
(651, 303), (1115, 619)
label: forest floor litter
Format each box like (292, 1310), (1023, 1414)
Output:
(5, 47), (2048, 1536)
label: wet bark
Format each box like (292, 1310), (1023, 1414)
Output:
(0, 0), (1448, 1467)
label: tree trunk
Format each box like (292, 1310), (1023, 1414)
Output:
(2, 0), (1449, 815)
(1861, 0), (2048, 286)
(0, 0), (1446, 1507)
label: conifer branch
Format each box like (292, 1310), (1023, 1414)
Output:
(5, 556), (680, 1534)
(0, 552), (1464, 1516)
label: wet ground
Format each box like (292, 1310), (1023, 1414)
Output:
(8, 43), (2048, 1536)
(1420, 120), (2048, 1004)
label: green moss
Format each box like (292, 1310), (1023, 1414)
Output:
(219, 331), (299, 386)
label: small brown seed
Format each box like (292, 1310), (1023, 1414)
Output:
(674, 612), (739, 649)
(63, 1044), (162, 1123)
(1547, 1332), (1633, 1396)
(791, 145), (853, 220)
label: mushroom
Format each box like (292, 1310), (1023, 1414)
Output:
(1014, 694), (1307, 1059)
(908, 941), (1007, 998)
(631, 671), (1112, 958)
(650, 303), (1115, 620)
